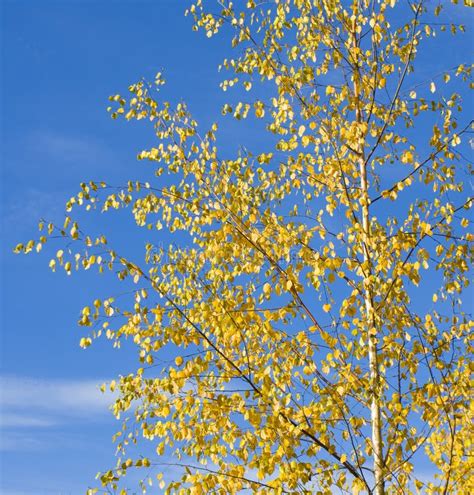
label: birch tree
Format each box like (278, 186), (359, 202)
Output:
(16, 0), (473, 494)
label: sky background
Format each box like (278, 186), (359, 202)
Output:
(1, 1), (472, 494)
(0, 1), (236, 493)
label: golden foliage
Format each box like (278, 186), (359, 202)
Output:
(17, 1), (473, 493)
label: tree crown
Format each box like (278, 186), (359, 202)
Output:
(16, 1), (473, 494)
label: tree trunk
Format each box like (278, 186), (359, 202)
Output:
(352, 10), (385, 494)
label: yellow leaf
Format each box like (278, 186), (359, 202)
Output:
(79, 337), (91, 348)
(401, 150), (414, 164)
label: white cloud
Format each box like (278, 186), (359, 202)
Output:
(0, 430), (46, 452)
(0, 413), (55, 428)
(28, 130), (112, 168)
(0, 375), (117, 450)
(1, 375), (114, 416)
(2, 188), (62, 232)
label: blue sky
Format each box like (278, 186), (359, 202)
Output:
(0, 1), (235, 493)
(1, 1), (473, 494)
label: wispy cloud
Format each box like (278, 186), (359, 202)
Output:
(27, 130), (113, 168)
(0, 430), (47, 452)
(0, 413), (55, 428)
(1, 375), (113, 416)
(2, 129), (118, 234)
(0, 375), (116, 451)
(2, 188), (63, 232)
